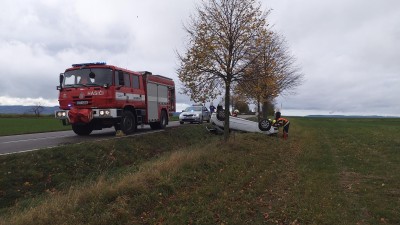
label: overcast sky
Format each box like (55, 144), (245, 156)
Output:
(0, 0), (399, 116)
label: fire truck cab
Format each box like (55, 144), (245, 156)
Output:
(55, 62), (176, 135)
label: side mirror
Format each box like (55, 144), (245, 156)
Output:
(182, 110), (185, 112)
(59, 73), (64, 83)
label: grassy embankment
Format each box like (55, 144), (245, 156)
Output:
(0, 117), (399, 224)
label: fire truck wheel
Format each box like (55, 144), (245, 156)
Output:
(72, 123), (93, 136)
(160, 110), (168, 129)
(150, 110), (167, 129)
(121, 110), (136, 135)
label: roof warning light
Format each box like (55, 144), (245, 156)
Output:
(72, 62), (106, 67)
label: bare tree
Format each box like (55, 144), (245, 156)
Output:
(177, 0), (270, 141)
(30, 102), (45, 117)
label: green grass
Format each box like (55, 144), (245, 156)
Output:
(0, 118), (399, 224)
(170, 115), (179, 121)
(292, 118), (400, 224)
(0, 124), (213, 211)
(0, 116), (70, 136)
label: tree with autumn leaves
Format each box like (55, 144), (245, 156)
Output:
(177, 0), (302, 140)
(236, 31), (303, 119)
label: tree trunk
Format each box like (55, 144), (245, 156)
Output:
(224, 82), (231, 141)
(257, 96), (261, 121)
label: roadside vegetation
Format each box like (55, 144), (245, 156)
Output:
(0, 115), (70, 136)
(0, 118), (399, 224)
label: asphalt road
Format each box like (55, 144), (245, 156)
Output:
(0, 121), (180, 155)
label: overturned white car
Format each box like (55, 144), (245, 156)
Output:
(207, 110), (278, 135)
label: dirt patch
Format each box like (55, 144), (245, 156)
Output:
(340, 171), (362, 193)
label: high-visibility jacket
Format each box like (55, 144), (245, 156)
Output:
(277, 117), (289, 127)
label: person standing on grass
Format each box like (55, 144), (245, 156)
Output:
(274, 109), (290, 140)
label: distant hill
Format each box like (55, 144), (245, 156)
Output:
(0, 105), (59, 115)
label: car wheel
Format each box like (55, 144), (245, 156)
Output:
(179, 121), (184, 124)
(258, 119), (272, 131)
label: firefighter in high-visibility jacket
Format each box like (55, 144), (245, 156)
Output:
(273, 110), (290, 139)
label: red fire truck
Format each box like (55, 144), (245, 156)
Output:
(55, 62), (176, 135)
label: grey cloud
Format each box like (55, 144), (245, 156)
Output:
(267, 0), (400, 116)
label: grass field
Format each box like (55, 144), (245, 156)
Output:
(0, 117), (399, 224)
(0, 116), (70, 136)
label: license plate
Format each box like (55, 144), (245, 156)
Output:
(76, 100), (89, 105)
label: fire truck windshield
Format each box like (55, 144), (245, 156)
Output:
(63, 68), (113, 87)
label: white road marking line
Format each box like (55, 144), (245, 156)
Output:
(1, 135), (72, 144)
